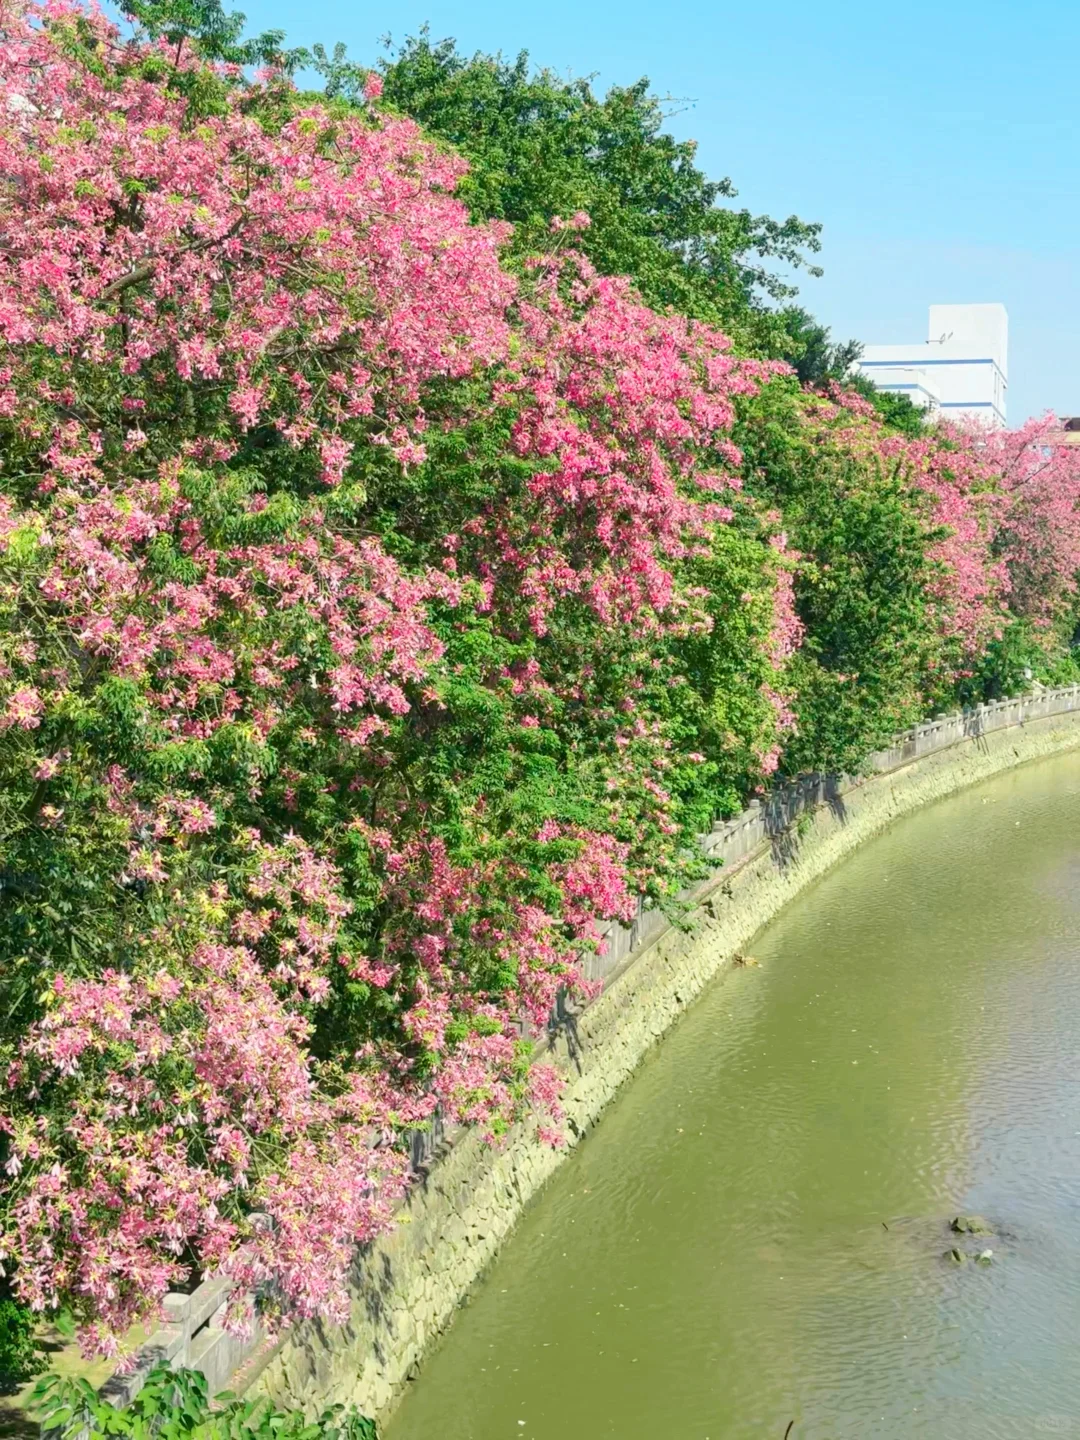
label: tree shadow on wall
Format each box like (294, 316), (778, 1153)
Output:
(962, 707), (987, 744)
(547, 987), (585, 1076)
(765, 773), (847, 870)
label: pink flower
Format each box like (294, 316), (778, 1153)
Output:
(3, 686), (44, 729)
(318, 435), (353, 487)
(229, 384), (267, 432)
(175, 798), (217, 834)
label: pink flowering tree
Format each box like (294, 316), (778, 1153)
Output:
(736, 381), (1080, 769)
(984, 416), (1080, 627)
(0, 3), (796, 1352)
(7, 0), (1075, 1363)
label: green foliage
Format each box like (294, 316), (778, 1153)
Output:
(378, 32), (822, 352)
(957, 617), (1080, 704)
(0, 1295), (44, 1394)
(118, 0), (297, 71)
(772, 306), (862, 387)
(845, 372), (930, 437)
(28, 1365), (377, 1440)
(736, 383), (948, 773)
(656, 520), (783, 832)
(306, 42), (377, 101)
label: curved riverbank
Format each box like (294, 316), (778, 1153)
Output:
(244, 697), (1080, 1425)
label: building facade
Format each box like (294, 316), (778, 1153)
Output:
(856, 303), (1008, 428)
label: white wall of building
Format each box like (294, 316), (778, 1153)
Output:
(853, 363), (941, 416)
(856, 303), (1008, 427)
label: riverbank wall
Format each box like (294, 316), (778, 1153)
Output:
(114, 688), (1080, 1423)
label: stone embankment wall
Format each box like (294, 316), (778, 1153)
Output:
(111, 686), (1080, 1421)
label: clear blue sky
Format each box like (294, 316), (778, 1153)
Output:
(240, 0), (1079, 423)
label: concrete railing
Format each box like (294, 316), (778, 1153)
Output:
(104, 681), (1080, 1404)
(100, 1278), (264, 1408)
(582, 683), (1080, 986)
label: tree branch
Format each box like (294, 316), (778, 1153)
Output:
(96, 216), (248, 302)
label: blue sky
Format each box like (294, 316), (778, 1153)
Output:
(240, 0), (1079, 423)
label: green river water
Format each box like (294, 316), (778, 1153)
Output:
(387, 749), (1080, 1440)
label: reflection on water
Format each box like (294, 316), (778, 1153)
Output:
(388, 751), (1080, 1440)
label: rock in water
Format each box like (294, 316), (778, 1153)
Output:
(950, 1215), (994, 1236)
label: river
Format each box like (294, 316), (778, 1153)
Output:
(387, 749), (1080, 1440)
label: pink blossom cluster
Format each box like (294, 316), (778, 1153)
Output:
(0, 11), (514, 467)
(977, 416), (1080, 627)
(497, 258), (785, 635)
(6, 940), (419, 1344)
(813, 393), (1080, 659)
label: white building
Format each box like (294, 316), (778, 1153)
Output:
(855, 303), (1008, 428)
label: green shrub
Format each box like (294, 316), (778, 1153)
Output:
(0, 1295), (44, 1394)
(27, 1364), (377, 1440)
